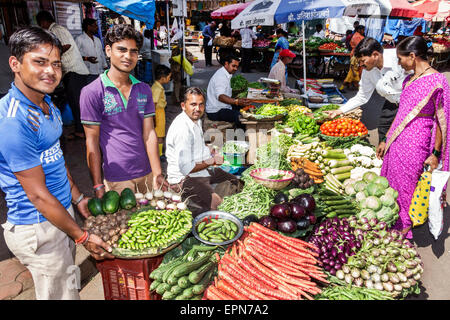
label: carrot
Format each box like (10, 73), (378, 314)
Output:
(248, 223), (319, 251)
(216, 278), (248, 300)
(235, 255), (280, 290)
(220, 255), (295, 300)
(304, 168), (323, 176)
(218, 267), (268, 300)
(205, 285), (234, 300)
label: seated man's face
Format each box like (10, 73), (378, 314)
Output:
(224, 59), (239, 75)
(182, 93), (205, 121)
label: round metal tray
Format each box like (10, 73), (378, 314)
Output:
(192, 211), (244, 246)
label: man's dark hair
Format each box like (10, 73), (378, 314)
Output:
(354, 37), (383, 58)
(356, 25), (365, 34)
(316, 24), (323, 31)
(276, 28), (288, 37)
(221, 53), (240, 66)
(36, 10), (55, 25)
(105, 24), (143, 49)
(354, 21), (360, 28)
(183, 87), (205, 103)
(82, 18), (97, 32)
(154, 64), (171, 81)
(346, 29), (353, 36)
(9, 26), (62, 62)
(143, 29), (152, 38)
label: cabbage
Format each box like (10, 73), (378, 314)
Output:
(366, 183), (386, 197)
(392, 202), (400, 214)
(362, 171), (378, 183)
(364, 196), (382, 211)
(345, 184), (356, 196)
(355, 191), (366, 202)
(376, 206), (392, 221)
(373, 176), (389, 189)
(358, 208), (374, 219)
(354, 180), (367, 192)
(380, 194), (396, 208)
(385, 187), (399, 199)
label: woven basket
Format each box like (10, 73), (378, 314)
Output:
(250, 168), (295, 190)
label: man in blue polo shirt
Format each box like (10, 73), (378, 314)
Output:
(0, 27), (113, 300)
(81, 24), (168, 198)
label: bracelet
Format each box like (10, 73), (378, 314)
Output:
(75, 231), (89, 245)
(432, 149), (441, 158)
(93, 184), (105, 191)
(72, 193), (84, 206)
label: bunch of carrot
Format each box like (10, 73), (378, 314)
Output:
(204, 222), (328, 300)
(291, 157), (324, 184)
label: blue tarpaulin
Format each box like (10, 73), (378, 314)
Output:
(97, 0), (156, 29)
(384, 17), (428, 41)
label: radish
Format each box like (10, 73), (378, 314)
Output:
(153, 189), (164, 199)
(163, 191), (173, 200)
(171, 193), (182, 203)
(166, 203), (177, 210)
(175, 195), (195, 211)
(144, 179), (153, 200)
(150, 199), (157, 207)
(139, 198), (149, 206)
(135, 183), (144, 200)
(156, 200), (166, 210)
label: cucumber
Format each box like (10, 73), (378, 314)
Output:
(188, 261), (215, 284)
(162, 290), (177, 300)
(178, 276), (191, 289)
(150, 256), (184, 280)
(181, 287), (195, 299)
(162, 260), (186, 283)
(335, 171), (351, 182)
(170, 253), (213, 279)
(170, 285), (183, 295)
(192, 269), (214, 295)
(150, 280), (161, 291)
(156, 282), (170, 295)
(330, 166), (353, 175)
(189, 294), (203, 300)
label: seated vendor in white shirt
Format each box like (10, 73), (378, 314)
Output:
(205, 54), (251, 129)
(166, 87), (241, 216)
(313, 24), (326, 39)
(268, 49), (302, 99)
(326, 37), (410, 158)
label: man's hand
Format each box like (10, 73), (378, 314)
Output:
(153, 174), (169, 191)
(95, 187), (105, 199)
(424, 154), (439, 171)
(84, 234), (114, 261)
(376, 142), (386, 160)
(87, 56), (98, 64)
(237, 98), (252, 107)
(325, 109), (343, 119)
(213, 154), (224, 166)
(76, 196), (91, 219)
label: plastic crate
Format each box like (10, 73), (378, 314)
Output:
(96, 256), (164, 300)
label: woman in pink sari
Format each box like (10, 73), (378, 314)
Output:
(379, 36), (450, 239)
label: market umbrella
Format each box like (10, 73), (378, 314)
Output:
(211, 1), (253, 20)
(412, 0), (450, 21)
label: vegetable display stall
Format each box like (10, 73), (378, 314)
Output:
(88, 97), (428, 301)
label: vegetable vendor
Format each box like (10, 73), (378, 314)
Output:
(0, 27), (113, 300)
(326, 37), (411, 156)
(270, 28), (289, 70)
(166, 87), (241, 217)
(205, 54), (252, 129)
(80, 24), (168, 198)
(268, 49), (302, 99)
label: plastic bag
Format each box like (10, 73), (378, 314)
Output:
(408, 171), (432, 227)
(171, 54), (194, 76)
(428, 169), (450, 240)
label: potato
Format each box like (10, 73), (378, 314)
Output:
(111, 235), (119, 243)
(102, 234), (110, 242)
(108, 229), (116, 237)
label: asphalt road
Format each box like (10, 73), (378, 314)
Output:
(1, 46), (449, 299)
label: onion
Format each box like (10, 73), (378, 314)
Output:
(171, 194), (182, 203)
(176, 202), (187, 210)
(163, 191), (173, 199)
(153, 189), (164, 198)
(166, 203), (177, 210)
(144, 191), (153, 201)
(156, 200), (166, 209)
(138, 198), (149, 206)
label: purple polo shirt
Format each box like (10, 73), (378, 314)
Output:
(80, 70), (155, 182)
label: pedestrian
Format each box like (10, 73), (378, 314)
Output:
(341, 25), (366, 91)
(165, 87), (241, 216)
(151, 64), (172, 158)
(75, 18), (108, 84)
(326, 37), (410, 154)
(202, 21), (217, 67)
(240, 26), (257, 73)
(270, 28), (289, 70)
(0, 30), (14, 99)
(36, 10), (90, 140)
(80, 24), (168, 198)
(0, 27), (113, 300)
(205, 54), (252, 129)
(378, 36), (450, 239)
(137, 29), (153, 83)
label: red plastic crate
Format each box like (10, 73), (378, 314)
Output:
(96, 256), (164, 300)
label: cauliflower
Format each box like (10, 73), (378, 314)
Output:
(371, 158), (383, 168)
(359, 146), (376, 157)
(355, 156), (373, 168)
(350, 144), (363, 154)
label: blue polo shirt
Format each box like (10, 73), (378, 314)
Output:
(0, 84), (71, 225)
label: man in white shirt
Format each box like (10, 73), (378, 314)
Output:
(205, 54), (251, 129)
(313, 24), (326, 39)
(268, 49), (302, 99)
(240, 27), (257, 73)
(166, 87), (240, 216)
(75, 18), (108, 82)
(326, 37), (409, 156)
(37, 10), (90, 139)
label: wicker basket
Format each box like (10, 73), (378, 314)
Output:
(250, 168), (295, 190)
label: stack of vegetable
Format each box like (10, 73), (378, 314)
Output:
(320, 118), (368, 138)
(260, 193), (317, 235)
(290, 158), (324, 184)
(316, 280), (395, 300)
(196, 216), (239, 244)
(204, 223), (328, 300)
(117, 209), (192, 251)
(253, 104), (287, 117)
(150, 244), (218, 300)
(253, 133), (294, 171)
(313, 104), (340, 123)
(82, 209), (131, 247)
(315, 190), (359, 219)
(291, 168), (316, 189)
(231, 74), (248, 96)
(88, 188), (137, 216)
(339, 217), (423, 298)
(343, 144), (383, 180)
(344, 171), (399, 227)
(282, 111), (319, 136)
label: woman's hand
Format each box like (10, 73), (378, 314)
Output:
(376, 142), (386, 160)
(424, 154), (439, 171)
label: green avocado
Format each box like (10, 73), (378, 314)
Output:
(120, 188), (137, 210)
(102, 190), (120, 214)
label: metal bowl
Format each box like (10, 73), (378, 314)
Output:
(192, 211), (244, 246)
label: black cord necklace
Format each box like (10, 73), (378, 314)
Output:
(411, 66), (432, 83)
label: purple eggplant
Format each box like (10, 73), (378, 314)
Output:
(277, 219), (297, 233)
(270, 203), (291, 219)
(289, 203), (308, 221)
(258, 216), (277, 230)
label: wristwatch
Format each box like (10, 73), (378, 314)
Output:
(432, 149), (441, 158)
(72, 193), (85, 206)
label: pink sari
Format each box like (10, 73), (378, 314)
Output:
(381, 73), (450, 239)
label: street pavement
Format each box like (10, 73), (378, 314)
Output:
(0, 45), (449, 300)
